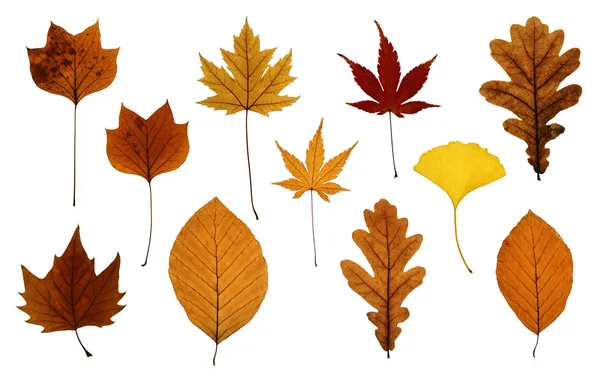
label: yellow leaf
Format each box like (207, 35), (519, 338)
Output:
(341, 199), (425, 357)
(273, 118), (357, 265)
(414, 141), (505, 273)
(198, 18), (298, 116)
(169, 197), (268, 365)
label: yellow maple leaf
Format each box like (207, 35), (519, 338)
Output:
(197, 18), (299, 220)
(414, 141), (505, 273)
(274, 118), (357, 266)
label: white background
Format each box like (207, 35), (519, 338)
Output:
(0, 0), (598, 379)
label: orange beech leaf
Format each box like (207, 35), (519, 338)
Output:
(497, 210), (573, 357)
(341, 199), (425, 358)
(106, 101), (189, 266)
(18, 226), (125, 357)
(28, 21), (119, 206)
(273, 119), (357, 266)
(480, 17), (581, 180)
(339, 21), (438, 177)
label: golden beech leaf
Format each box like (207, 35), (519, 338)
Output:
(18, 226), (125, 357)
(198, 18), (299, 220)
(273, 119), (357, 266)
(480, 16), (582, 180)
(106, 101), (189, 267)
(341, 199), (425, 358)
(414, 141), (505, 273)
(169, 197), (268, 366)
(497, 210), (573, 357)
(27, 21), (119, 206)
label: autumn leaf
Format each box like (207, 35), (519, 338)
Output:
(414, 142), (505, 273)
(18, 226), (125, 357)
(480, 17), (582, 180)
(341, 199), (425, 358)
(28, 21), (119, 206)
(497, 210), (573, 357)
(198, 18), (299, 220)
(169, 197), (268, 365)
(273, 118), (357, 266)
(106, 101), (189, 266)
(339, 20), (438, 177)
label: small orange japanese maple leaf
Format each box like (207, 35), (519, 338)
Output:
(339, 20), (438, 178)
(18, 226), (125, 357)
(273, 119), (357, 266)
(27, 21), (119, 206)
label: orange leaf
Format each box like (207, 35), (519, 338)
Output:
(106, 101), (189, 266)
(18, 226), (125, 357)
(496, 210), (573, 357)
(341, 199), (425, 357)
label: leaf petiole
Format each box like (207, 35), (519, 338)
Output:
(388, 111), (398, 178)
(245, 110), (259, 220)
(453, 206), (472, 273)
(310, 190), (317, 267)
(75, 329), (92, 357)
(141, 182), (153, 267)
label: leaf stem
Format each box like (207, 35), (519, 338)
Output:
(73, 104), (78, 206)
(245, 109), (259, 220)
(388, 112), (398, 178)
(141, 182), (153, 267)
(310, 190), (317, 267)
(75, 329), (92, 357)
(213, 341), (218, 366)
(453, 206), (473, 273)
(533, 333), (539, 358)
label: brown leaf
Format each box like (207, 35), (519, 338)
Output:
(106, 100), (189, 266)
(496, 210), (573, 357)
(341, 199), (425, 358)
(28, 21), (118, 105)
(18, 226), (125, 357)
(169, 197), (268, 365)
(480, 17), (581, 179)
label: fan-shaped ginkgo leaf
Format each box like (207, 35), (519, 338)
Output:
(169, 197), (268, 365)
(414, 141), (505, 273)
(18, 226), (125, 357)
(341, 199), (425, 358)
(106, 101), (189, 267)
(497, 210), (573, 357)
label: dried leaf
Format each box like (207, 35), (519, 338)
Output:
(480, 17), (582, 180)
(341, 199), (425, 358)
(497, 210), (573, 357)
(198, 18), (299, 219)
(169, 197), (268, 365)
(414, 141), (505, 273)
(339, 20), (438, 177)
(18, 226), (125, 357)
(273, 119), (357, 266)
(106, 101), (189, 266)
(28, 21), (119, 206)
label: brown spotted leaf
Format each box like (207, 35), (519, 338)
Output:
(480, 17), (581, 179)
(18, 226), (125, 357)
(169, 197), (268, 365)
(106, 101), (190, 266)
(496, 210), (573, 357)
(341, 199), (425, 358)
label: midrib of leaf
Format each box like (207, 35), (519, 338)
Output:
(531, 26), (540, 179)
(529, 216), (541, 356)
(385, 214), (391, 357)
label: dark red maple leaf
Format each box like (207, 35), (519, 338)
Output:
(339, 20), (438, 177)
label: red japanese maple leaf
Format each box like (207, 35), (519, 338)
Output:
(339, 21), (438, 177)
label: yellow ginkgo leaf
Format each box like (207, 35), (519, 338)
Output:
(414, 141), (505, 273)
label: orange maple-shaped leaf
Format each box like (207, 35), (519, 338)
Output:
(274, 119), (357, 266)
(18, 226), (125, 357)
(198, 18), (299, 220)
(497, 210), (573, 357)
(28, 21), (119, 206)
(106, 101), (189, 267)
(480, 17), (581, 180)
(341, 199), (425, 358)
